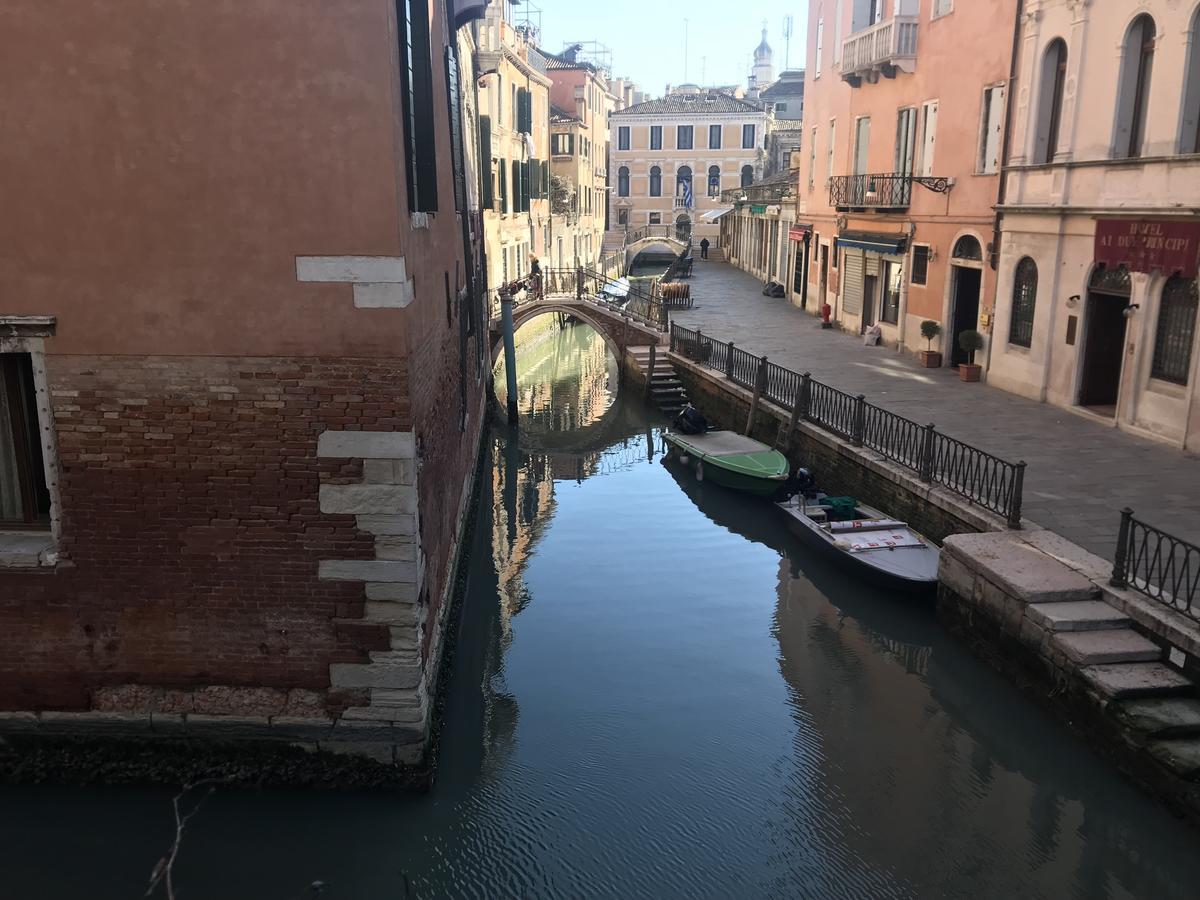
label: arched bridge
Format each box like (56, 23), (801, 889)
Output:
(625, 234), (688, 271)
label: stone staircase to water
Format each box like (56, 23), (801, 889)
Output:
(629, 345), (688, 417)
(601, 230), (626, 256)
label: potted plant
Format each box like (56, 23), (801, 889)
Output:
(958, 330), (985, 382)
(919, 320), (942, 367)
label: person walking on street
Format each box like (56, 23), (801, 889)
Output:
(700, 238), (710, 260)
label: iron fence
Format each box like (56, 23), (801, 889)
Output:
(1111, 509), (1200, 622)
(668, 323), (1027, 527)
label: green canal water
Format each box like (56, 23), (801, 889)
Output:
(2, 319), (1199, 899)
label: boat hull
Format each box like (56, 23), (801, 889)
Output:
(664, 432), (788, 498)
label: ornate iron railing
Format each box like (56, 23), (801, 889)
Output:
(1111, 509), (1200, 622)
(829, 172), (951, 210)
(721, 172), (800, 205)
(667, 323), (1027, 526)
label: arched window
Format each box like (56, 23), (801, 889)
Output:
(741, 165), (754, 188)
(617, 166), (630, 197)
(676, 165), (693, 199)
(649, 165), (662, 197)
(1151, 276), (1198, 385)
(1113, 15), (1156, 159)
(1034, 39), (1068, 164)
(707, 165), (721, 197)
(952, 235), (982, 261)
(1180, 7), (1200, 154)
(1090, 264), (1131, 296)
(1009, 257), (1038, 347)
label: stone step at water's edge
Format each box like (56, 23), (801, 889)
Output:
(1080, 662), (1194, 699)
(1051, 629), (1162, 666)
(1110, 697), (1200, 738)
(1027, 600), (1130, 632)
(1147, 739), (1200, 779)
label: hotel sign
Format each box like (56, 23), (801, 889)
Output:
(1094, 219), (1200, 278)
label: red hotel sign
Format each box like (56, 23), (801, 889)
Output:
(1095, 219), (1200, 278)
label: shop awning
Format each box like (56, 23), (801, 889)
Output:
(699, 206), (735, 222)
(836, 230), (908, 255)
(789, 223), (813, 241)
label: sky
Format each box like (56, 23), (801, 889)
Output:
(532, 0), (810, 96)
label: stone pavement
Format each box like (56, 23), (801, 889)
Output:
(672, 260), (1200, 560)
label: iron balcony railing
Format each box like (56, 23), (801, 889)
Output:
(668, 323), (1027, 527)
(721, 172), (800, 205)
(1111, 509), (1200, 623)
(830, 173), (913, 209)
(840, 15), (919, 84)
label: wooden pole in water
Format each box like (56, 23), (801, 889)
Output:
(500, 287), (519, 425)
(745, 355), (768, 435)
(646, 342), (657, 400)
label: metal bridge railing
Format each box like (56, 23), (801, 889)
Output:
(492, 267), (671, 332)
(669, 323), (1027, 527)
(1111, 509), (1200, 623)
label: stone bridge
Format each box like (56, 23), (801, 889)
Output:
(488, 295), (664, 365)
(625, 235), (688, 271)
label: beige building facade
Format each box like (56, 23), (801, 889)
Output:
(609, 89), (769, 244)
(991, 0), (1200, 450)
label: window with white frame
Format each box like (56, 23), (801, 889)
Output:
(709, 124), (722, 149)
(932, 0), (952, 18)
(1113, 14), (1156, 160)
(918, 100), (938, 176)
(0, 353), (50, 527)
(977, 84), (1005, 174)
(1034, 39), (1069, 164)
(809, 127), (818, 191)
(815, 18), (824, 78)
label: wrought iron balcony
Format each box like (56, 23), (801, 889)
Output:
(840, 15), (919, 86)
(829, 173), (950, 211)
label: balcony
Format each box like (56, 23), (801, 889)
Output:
(840, 16), (918, 87)
(830, 174), (924, 211)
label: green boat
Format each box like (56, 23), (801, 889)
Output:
(663, 430), (791, 498)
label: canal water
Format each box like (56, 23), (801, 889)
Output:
(2, 319), (1199, 899)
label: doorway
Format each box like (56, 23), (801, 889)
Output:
(862, 274), (878, 331)
(950, 266), (982, 366)
(819, 244), (829, 310)
(1078, 293), (1128, 414)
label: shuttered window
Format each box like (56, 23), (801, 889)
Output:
(478, 116), (494, 208)
(396, 0), (438, 212)
(444, 48), (466, 213)
(499, 160), (508, 213)
(842, 249), (864, 315)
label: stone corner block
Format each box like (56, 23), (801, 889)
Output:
(317, 430), (416, 460)
(354, 281), (415, 309)
(296, 255), (407, 284)
(320, 558), (417, 583)
(319, 483), (416, 516)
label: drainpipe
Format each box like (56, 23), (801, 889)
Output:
(986, 0), (1025, 377)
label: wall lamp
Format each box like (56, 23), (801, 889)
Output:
(1122, 303), (1140, 319)
(1066, 294), (1080, 308)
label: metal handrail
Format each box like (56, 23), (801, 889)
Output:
(1112, 509), (1199, 622)
(668, 323), (1027, 527)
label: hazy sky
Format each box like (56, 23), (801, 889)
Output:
(533, 0), (810, 96)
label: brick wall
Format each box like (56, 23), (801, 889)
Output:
(0, 354), (411, 713)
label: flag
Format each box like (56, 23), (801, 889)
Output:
(682, 178), (693, 209)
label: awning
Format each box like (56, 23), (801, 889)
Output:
(836, 230), (908, 255)
(789, 223), (813, 241)
(699, 206), (735, 222)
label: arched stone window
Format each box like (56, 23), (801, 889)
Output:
(1034, 39), (1068, 164)
(1113, 14), (1156, 159)
(617, 166), (630, 197)
(675, 214), (692, 242)
(952, 235), (982, 261)
(1180, 6), (1200, 154)
(1009, 257), (1038, 348)
(740, 165), (754, 188)
(1151, 276), (1198, 384)
(676, 165), (693, 199)
(649, 165), (662, 197)
(707, 165), (721, 197)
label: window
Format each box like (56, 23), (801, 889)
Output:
(516, 88), (531, 133)
(1009, 257), (1038, 347)
(932, 0), (952, 17)
(741, 165), (754, 188)
(881, 261), (902, 324)
(498, 159), (508, 213)
(895, 108), (917, 176)
(709, 124), (722, 149)
(0, 354), (50, 526)
(649, 212), (662, 225)
(707, 165), (721, 197)
(617, 208), (629, 226)
(816, 18), (824, 78)
(1151, 276), (1198, 384)
(650, 125), (662, 150)
(952, 235), (982, 260)
(444, 49), (466, 214)
(977, 84), (1005, 174)
(1182, 7), (1200, 153)
(649, 165), (662, 197)
(742, 123), (756, 149)
(1113, 15), (1156, 159)
(1034, 40), (1068, 164)
(827, 119), (836, 182)
(677, 125), (694, 150)
(511, 84), (518, 129)
(808, 127), (818, 191)
(676, 165), (693, 204)
(918, 100), (938, 176)
(618, 126), (630, 150)
(911, 245), (930, 286)
(775, 103), (788, 113)
(617, 166), (630, 197)
(478, 116), (494, 208)
(833, 0), (843, 63)
(398, 0), (438, 212)
(511, 160), (521, 213)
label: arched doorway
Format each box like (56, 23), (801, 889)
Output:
(675, 214), (692, 243)
(1078, 265), (1132, 415)
(949, 235), (984, 367)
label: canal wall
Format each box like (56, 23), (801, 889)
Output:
(670, 354), (1003, 544)
(938, 530), (1200, 825)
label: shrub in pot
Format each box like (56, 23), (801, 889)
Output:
(958, 329), (984, 382)
(919, 320), (942, 367)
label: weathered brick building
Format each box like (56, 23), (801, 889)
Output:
(0, 0), (491, 777)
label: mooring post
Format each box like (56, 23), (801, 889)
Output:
(725, 343), (735, 380)
(852, 394), (866, 447)
(646, 342), (657, 399)
(575, 266), (584, 301)
(919, 423), (936, 483)
(1008, 460), (1027, 530)
(784, 377), (805, 449)
(746, 355), (768, 435)
(500, 287), (519, 425)
(1110, 507), (1133, 587)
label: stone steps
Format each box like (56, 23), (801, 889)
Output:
(1080, 662), (1193, 699)
(1051, 629), (1162, 665)
(629, 346), (690, 416)
(1111, 697), (1200, 738)
(1027, 600), (1130, 632)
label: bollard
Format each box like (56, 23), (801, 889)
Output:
(1008, 461), (1027, 530)
(919, 423), (936, 483)
(500, 289), (519, 425)
(745, 356), (768, 436)
(1110, 507), (1133, 586)
(852, 394), (866, 447)
(725, 343), (735, 380)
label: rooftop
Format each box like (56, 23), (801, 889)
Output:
(612, 92), (765, 117)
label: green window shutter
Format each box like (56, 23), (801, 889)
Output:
(499, 160), (507, 213)
(479, 115), (494, 208)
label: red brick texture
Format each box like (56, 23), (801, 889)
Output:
(0, 355), (412, 712)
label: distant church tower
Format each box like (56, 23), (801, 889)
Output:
(750, 25), (774, 93)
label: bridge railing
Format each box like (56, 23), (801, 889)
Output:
(490, 267), (671, 333)
(669, 323), (1027, 527)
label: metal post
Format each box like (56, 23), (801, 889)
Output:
(919, 423), (936, 482)
(646, 343), (657, 399)
(800, 372), (811, 420)
(746, 356), (768, 435)
(1007, 461), (1027, 530)
(1111, 507), (1133, 587)
(852, 394), (866, 447)
(782, 378), (805, 449)
(576, 266), (584, 301)
(696, 329), (704, 365)
(725, 343), (735, 379)
(500, 288), (519, 425)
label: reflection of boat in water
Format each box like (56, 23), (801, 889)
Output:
(777, 491), (939, 593)
(662, 429), (789, 498)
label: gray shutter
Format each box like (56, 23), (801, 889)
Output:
(842, 248), (864, 315)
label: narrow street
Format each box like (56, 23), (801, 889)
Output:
(674, 259), (1200, 559)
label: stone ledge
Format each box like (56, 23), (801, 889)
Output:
(317, 431), (416, 460)
(319, 484), (416, 516)
(296, 255), (408, 284)
(320, 559), (417, 584)
(943, 532), (1098, 603)
(0, 531), (58, 569)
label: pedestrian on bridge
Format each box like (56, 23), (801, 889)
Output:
(700, 237), (710, 260)
(529, 256), (543, 301)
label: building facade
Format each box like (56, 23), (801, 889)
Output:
(0, 0), (490, 774)
(989, 0), (1200, 450)
(610, 88), (769, 243)
(800, 0), (1018, 360)
(762, 69), (806, 176)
